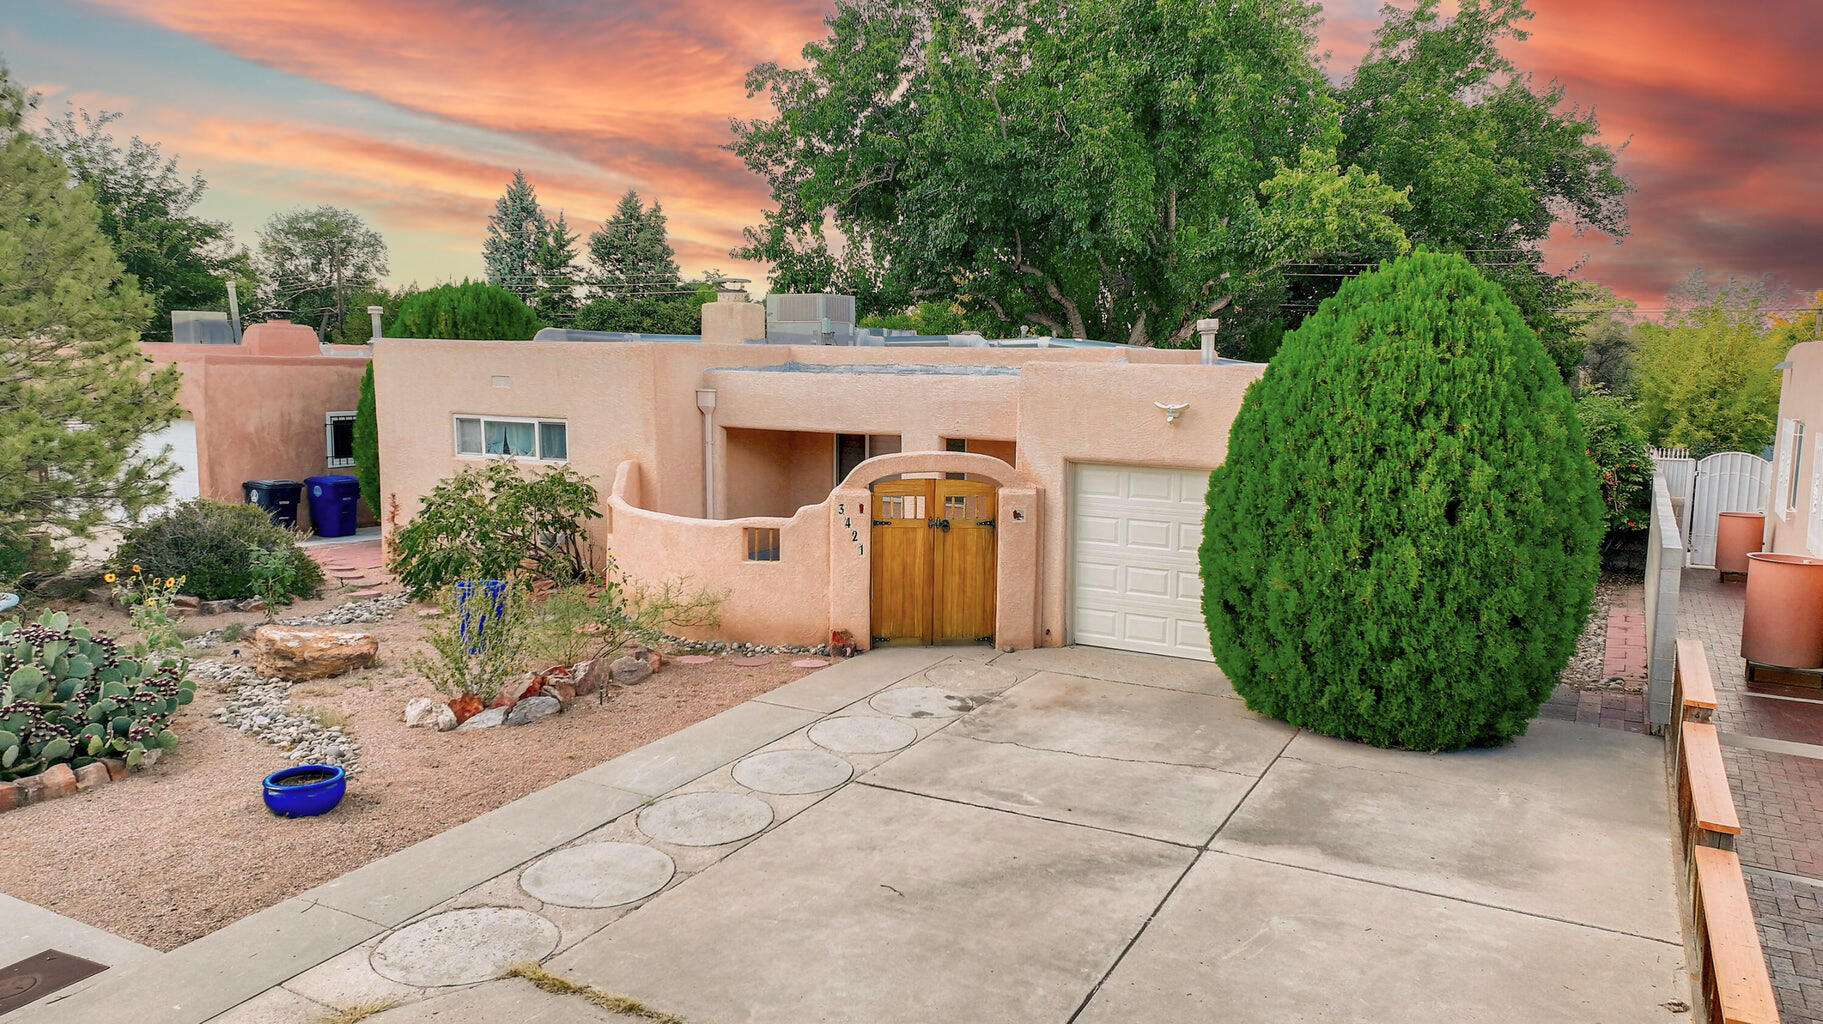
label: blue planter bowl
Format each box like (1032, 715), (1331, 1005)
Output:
(262, 764), (347, 818)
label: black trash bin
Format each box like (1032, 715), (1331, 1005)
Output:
(305, 475), (361, 538)
(244, 479), (303, 529)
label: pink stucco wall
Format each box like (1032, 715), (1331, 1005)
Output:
(1767, 339), (1823, 557)
(143, 322), (372, 531)
(373, 337), (1258, 648)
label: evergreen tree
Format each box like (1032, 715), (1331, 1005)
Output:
(1201, 250), (1602, 750)
(0, 62), (180, 550)
(587, 190), (680, 298)
(532, 210), (581, 324)
(482, 170), (547, 305)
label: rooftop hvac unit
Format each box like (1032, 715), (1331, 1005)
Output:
(171, 310), (236, 344)
(764, 293), (858, 345)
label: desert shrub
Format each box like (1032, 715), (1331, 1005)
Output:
(106, 566), (187, 653)
(1201, 250), (1603, 750)
(0, 610), (195, 778)
(1575, 388), (1653, 550)
(389, 461), (598, 596)
(531, 558), (726, 667)
(410, 581), (531, 705)
(118, 499), (324, 602)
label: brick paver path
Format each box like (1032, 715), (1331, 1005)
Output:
(1679, 569), (1823, 1023)
(1603, 588), (1648, 688)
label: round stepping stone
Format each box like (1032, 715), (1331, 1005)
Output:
(732, 749), (852, 794)
(924, 662), (1018, 691)
(868, 686), (981, 719)
(731, 655), (772, 667)
(638, 791), (772, 846)
(808, 715), (917, 754)
(519, 842), (675, 908)
(675, 655), (715, 665)
(370, 907), (558, 987)
(791, 658), (830, 669)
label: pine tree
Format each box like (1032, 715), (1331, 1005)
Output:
(483, 170), (547, 305)
(587, 189), (680, 298)
(0, 62), (180, 551)
(532, 210), (581, 324)
(1200, 250), (1602, 750)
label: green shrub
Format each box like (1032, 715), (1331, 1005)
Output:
(389, 280), (542, 341)
(531, 558), (726, 667)
(353, 363), (381, 519)
(1201, 250), (1603, 750)
(389, 461), (598, 597)
(118, 500), (324, 602)
(0, 610), (195, 779)
(1575, 389), (1653, 549)
(410, 582), (531, 705)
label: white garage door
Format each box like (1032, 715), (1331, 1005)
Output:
(1070, 463), (1213, 661)
(141, 419), (200, 509)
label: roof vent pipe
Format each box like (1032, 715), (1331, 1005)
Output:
(368, 305), (384, 341)
(1196, 318), (1221, 365)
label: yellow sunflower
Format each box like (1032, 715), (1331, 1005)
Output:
(131, 564), (142, 573)
(104, 572), (117, 583)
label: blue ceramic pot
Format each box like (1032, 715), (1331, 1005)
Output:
(262, 764), (347, 818)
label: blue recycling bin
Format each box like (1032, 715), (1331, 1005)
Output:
(304, 475), (361, 537)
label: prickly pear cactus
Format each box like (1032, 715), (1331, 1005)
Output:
(0, 611), (194, 780)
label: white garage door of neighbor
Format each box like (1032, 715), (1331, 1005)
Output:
(1071, 463), (1213, 661)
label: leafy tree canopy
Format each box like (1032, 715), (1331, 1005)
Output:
(1202, 250), (1601, 749)
(587, 189), (681, 298)
(39, 108), (258, 342)
(1634, 272), (1795, 456)
(572, 283), (717, 335)
(388, 280), (543, 340)
(731, 0), (1412, 345)
(257, 204), (389, 338)
(1324, 0), (1631, 377)
(0, 62), (180, 550)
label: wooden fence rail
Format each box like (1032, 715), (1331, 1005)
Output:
(1673, 639), (1780, 1024)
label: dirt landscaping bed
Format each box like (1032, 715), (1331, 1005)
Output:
(0, 588), (822, 950)
(1558, 570), (1644, 691)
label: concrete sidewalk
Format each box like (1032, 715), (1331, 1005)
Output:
(23, 646), (1689, 1024)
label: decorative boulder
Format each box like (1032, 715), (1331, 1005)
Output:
(456, 707), (508, 730)
(491, 675), (543, 709)
(610, 655), (653, 686)
(506, 695), (561, 726)
(435, 704), (459, 731)
(404, 697), (442, 728)
(572, 660), (607, 696)
(251, 626), (378, 681)
(543, 680), (577, 706)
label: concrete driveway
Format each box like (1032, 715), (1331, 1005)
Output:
(45, 646), (1687, 1024)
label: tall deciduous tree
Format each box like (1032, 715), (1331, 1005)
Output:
(257, 205), (389, 337)
(39, 108), (259, 342)
(730, 0), (1410, 345)
(587, 189), (681, 298)
(0, 63), (180, 550)
(1328, 0), (1630, 377)
(483, 170), (547, 305)
(1634, 272), (1793, 456)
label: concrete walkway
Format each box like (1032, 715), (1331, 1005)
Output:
(24, 647), (1688, 1024)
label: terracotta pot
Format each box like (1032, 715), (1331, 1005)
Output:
(1715, 512), (1765, 575)
(1741, 552), (1823, 669)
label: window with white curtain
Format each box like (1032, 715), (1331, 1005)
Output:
(453, 416), (568, 461)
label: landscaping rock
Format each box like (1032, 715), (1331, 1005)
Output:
(506, 695), (561, 726)
(140, 748), (161, 768)
(544, 680), (577, 706)
(491, 675), (542, 709)
(404, 696), (442, 727)
(171, 594), (201, 609)
(457, 707), (507, 730)
(202, 658), (364, 772)
(73, 762), (110, 791)
(236, 597), (266, 613)
(38, 764), (78, 800)
(416, 606), (443, 618)
(13, 774), (45, 805)
(185, 593), (411, 648)
(0, 784), (23, 813)
(102, 757), (128, 780)
(198, 599), (238, 616)
(435, 704), (458, 731)
(250, 625), (378, 681)
(572, 659), (606, 696)
(609, 655), (653, 686)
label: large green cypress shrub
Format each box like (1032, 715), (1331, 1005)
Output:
(1200, 250), (1602, 749)
(352, 281), (541, 519)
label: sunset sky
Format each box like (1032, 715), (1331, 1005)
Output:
(5, 0), (1820, 313)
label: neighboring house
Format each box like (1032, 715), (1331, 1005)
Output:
(1766, 338), (1823, 557)
(374, 295), (1265, 657)
(141, 321), (373, 532)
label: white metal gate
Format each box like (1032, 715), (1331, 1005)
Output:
(1687, 451), (1771, 567)
(1651, 448), (1697, 541)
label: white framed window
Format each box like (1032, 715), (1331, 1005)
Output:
(325, 411), (356, 468)
(1788, 421), (1806, 514)
(453, 415), (568, 461)
(1774, 419), (1797, 519)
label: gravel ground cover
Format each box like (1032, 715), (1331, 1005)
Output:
(0, 586), (819, 950)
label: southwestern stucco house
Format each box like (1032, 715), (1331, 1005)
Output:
(142, 320), (373, 532)
(1767, 336), (1823, 557)
(373, 294), (1264, 658)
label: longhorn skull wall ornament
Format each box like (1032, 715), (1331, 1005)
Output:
(1155, 401), (1190, 425)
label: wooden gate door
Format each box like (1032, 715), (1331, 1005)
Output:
(870, 479), (996, 646)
